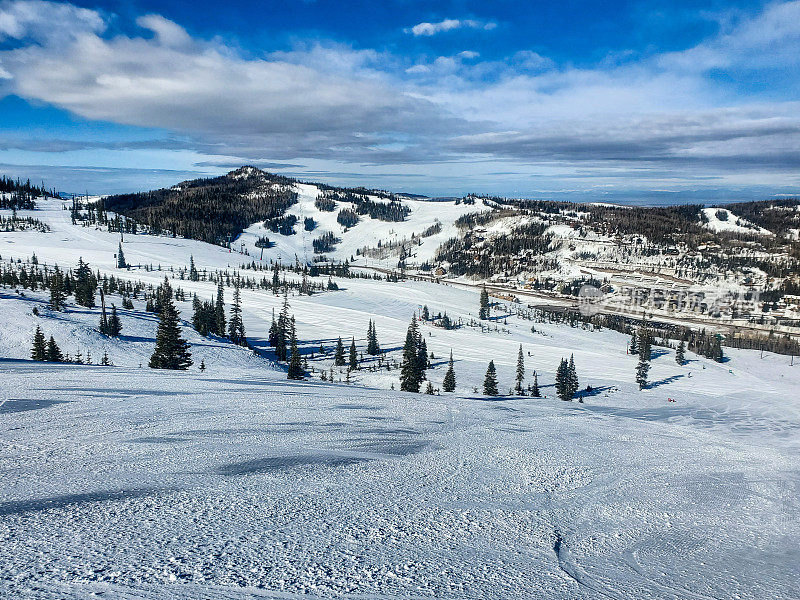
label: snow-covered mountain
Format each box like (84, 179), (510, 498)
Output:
(2, 175), (800, 599)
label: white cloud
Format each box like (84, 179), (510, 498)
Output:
(136, 14), (192, 48)
(0, 2), (454, 159)
(408, 18), (496, 37)
(0, 0), (103, 42)
(2, 0), (800, 194)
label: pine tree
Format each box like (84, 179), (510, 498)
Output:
(99, 294), (109, 335)
(31, 326), (46, 361)
(287, 318), (304, 380)
(532, 370), (540, 397)
(515, 344), (525, 394)
(366, 320), (380, 355)
(149, 294), (192, 370)
(479, 286), (489, 320)
(400, 317), (421, 392)
(334, 337), (345, 366)
(45, 336), (63, 362)
(568, 354), (579, 399)
(117, 242), (126, 269)
(555, 358), (572, 401)
(101, 351), (110, 366)
(49, 267), (65, 311)
(421, 305), (429, 321)
(483, 360), (499, 396)
(214, 280), (226, 336)
(425, 382), (434, 394)
(275, 292), (289, 361)
(636, 329), (651, 390)
(629, 332), (638, 355)
(417, 337), (428, 380)
(228, 283), (246, 346)
(349, 337), (358, 370)
(442, 350), (456, 392)
(188, 255), (199, 281)
(676, 339), (686, 365)
(272, 262), (281, 292)
(74, 258), (96, 307)
(108, 304), (122, 336)
(200, 359), (206, 372)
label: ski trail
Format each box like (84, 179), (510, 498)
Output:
(620, 548), (720, 600)
(553, 532), (627, 600)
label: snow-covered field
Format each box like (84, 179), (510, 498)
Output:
(1, 197), (800, 598)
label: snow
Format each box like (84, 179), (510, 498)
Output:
(700, 208), (772, 236)
(234, 184), (485, 267)
(1, 195), (799, 598)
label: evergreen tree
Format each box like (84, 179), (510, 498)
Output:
(108, 304), (122, 336)
(629, 332), (638, 355)
(479, 286), (490, 320)
(188, 255), (199, 281)
(334, 337), (345, 366)
(349, 337), (358, 370)
(49, 267), (65, 311)
(555, 358), (572, 401)
(483, 360), (499, 396)
(442, 350), (456, 392)
(636, 329), (651, 390)
(421, 305), (430, 321)
(400, 317), (421, 392)
(149, 294), (192, 370)
(74, 258), (96, 307)
(425, 381), (434, 395)
(101, 351), (110, 366)
(417, 337), (428, 380)
(117, 242), (127, 269)
(532, 370), (540, 397)
(31, 326), (46, 361)
(567, 354), (579, 399)
(287, 318), (304, 380)
(200, 359), (206, 372)
(515, 344), (525, 394)
(267, 312), (278, 347)
(228, 283), (246, 346)
(366, 320), (380, 355)
(214, 280), (226, 336)
(275, 292), (289, 361)
(272, 262), (281, 292)
(99, 298), (109, 335)
(676, 339), (686, 365)
(45, 336), (63, 362)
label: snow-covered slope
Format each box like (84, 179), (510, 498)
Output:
(235, 183), (486, 267)
(701, 207), (773, 235)
(1, 192), (799, 598)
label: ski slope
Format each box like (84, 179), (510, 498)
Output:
(1, 197), (799, 598)
(235, 184), (486, 268)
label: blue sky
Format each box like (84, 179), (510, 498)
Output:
(1, 0), (799, 201)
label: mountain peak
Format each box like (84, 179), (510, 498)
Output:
(227, 165), (266, 180)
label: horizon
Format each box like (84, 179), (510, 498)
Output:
(1, 0), (800, 203)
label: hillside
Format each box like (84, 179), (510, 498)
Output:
(1, 183), (800, 599)
(98, 167), (800, 337)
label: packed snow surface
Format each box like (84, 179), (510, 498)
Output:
(1, 196), (799, 599)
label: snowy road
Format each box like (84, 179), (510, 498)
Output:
(2, 363), (797, 599)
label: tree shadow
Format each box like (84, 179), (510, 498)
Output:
(648, 374), (685, 388)
(575, 385), (613, 399)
